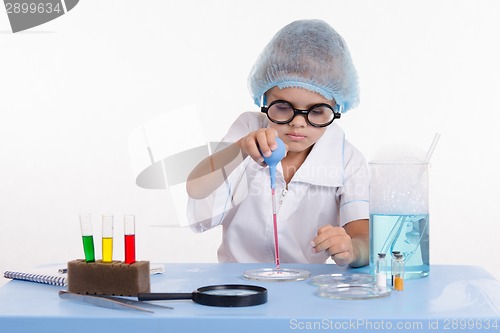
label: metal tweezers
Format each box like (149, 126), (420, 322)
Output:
(59, 290), (173, 313)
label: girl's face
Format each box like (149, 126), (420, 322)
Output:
(266, 87), (334, 155)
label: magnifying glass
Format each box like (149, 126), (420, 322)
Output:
(137, 284), (267, 307)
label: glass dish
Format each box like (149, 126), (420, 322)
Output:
(311, 273), (375, 287)
(243, 268), (311, 282)
(316, 284), (392, 300)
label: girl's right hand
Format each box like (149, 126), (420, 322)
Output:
(238, 128), (281, 166)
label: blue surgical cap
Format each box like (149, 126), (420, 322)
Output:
(248, 19), (359, 113)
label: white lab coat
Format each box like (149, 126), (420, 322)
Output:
(188, 112), (369, 264)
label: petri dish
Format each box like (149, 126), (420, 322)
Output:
(311, 273), (375, 287)
(243, 268), (311, 282)
(316, 284), (392, 300)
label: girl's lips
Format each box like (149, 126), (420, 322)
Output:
(287, 133), (306, 140)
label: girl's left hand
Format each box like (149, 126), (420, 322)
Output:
(311, 225), (354, 266)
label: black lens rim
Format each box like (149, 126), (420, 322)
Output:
(261, 100), (340, 128)
(194, 284), (268, 307)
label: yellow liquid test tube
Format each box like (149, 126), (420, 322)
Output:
(102, 215), (114, 262)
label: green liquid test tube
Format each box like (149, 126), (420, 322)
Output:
(79, 214), (95, 262)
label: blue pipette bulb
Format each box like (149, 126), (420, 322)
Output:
(262, 137), (286, 189)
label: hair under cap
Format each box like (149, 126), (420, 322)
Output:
(248, 19), (359, 112)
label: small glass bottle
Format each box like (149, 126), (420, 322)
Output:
(392, 253), (405, 291)
(375, 253), (387, 287)
(390, 251), (400, 286)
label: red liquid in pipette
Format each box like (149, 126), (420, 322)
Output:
(272, 188), (280, 271)
(124, 234), (136, 264)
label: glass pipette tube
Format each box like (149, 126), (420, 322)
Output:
(271, 188), (280, 271)
(102, 215), (114, 263)
(262, 137), (286, 272)
(79, 214), (95, 262)
(124, 215), (136, 264)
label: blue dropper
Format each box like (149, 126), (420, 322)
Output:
(262, 137), (286, 189)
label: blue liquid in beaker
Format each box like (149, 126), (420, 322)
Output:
(369, 213), (430, 279)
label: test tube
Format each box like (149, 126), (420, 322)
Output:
(79, 214), (95, 262)
(392, 253), (405, 291)
(102, 215), (114, 263)
(375, 253), (387, 287)
(124, 215), (136, 264)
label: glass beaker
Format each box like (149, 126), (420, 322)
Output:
(369, 161), (430, 279)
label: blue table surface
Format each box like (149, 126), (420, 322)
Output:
(0, 263), (499, 333)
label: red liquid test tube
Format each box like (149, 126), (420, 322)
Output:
(124, 215), (136, 264)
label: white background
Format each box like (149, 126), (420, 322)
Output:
(1, 0), (499, 285)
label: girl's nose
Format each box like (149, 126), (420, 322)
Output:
(289, 114), (308, 127)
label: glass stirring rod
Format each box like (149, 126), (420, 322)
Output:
(262, 137), (286, 271)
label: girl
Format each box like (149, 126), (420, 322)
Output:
(187, 19), (369, 267)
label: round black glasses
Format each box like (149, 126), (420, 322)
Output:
(261, 100), (340, 128)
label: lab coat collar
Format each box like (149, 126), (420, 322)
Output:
(279, 123), (345, 188)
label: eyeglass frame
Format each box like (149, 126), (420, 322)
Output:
(260, 99), (341, 128)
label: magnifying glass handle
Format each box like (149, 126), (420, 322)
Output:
(137, 292), (193, 301)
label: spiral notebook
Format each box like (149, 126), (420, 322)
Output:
(3, 264), (164, 287)
(3, 270), (67, 286)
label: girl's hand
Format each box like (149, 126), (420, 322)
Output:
(238, 128), (281, 166)
(311, 225), (354, 266)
